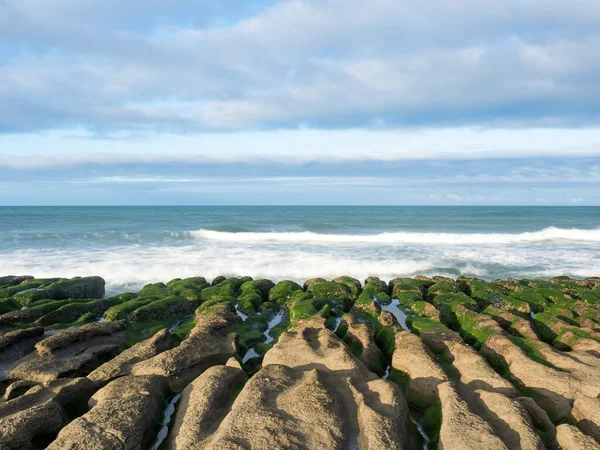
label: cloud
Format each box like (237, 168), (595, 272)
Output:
(1, 0), (600, 133)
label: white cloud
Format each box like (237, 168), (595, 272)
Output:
(0, 0), (600, 133)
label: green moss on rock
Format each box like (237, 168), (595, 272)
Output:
(268, 280), (303, 303)
(389, 278), (432, 299)
(131, 296), (200, 322)
(35, 295), (124, 325)
(332, 276), (362, 299)
(306, 280), (353, 301)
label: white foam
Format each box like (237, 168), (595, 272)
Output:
(2, 226), (600, 293)
(0, 246), (436, 292)
(190, 227), (600, 245)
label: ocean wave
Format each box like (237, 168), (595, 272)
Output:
(187, 226), (600, 245)
(0, 246), (441, 292)
(2, 238), (599, 294)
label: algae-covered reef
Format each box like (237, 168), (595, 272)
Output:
(1, 274), (599, 449)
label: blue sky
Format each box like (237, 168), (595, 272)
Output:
(1, 0), (600, 205)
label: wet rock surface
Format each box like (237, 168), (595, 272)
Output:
(0, 274), (598, 449)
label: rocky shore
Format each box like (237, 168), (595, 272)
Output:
(1, 274), (599, 449)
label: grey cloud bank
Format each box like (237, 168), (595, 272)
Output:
(1, 0), (600, 133)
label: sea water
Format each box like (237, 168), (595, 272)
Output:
(1, 206), (599, 293)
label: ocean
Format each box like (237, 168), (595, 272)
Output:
(1, 206), (599, 294)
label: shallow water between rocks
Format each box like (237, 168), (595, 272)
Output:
(150, 393), (181, 450)
(380, 299), (411, 331)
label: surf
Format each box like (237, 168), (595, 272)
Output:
(189, 226), (600, 245)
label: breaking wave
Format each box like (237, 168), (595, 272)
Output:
(188, 227), (600, 245)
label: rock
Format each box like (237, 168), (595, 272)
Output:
(0, 399), (66, 449)
(379, 310), (397, 327)
(268, 280), (303, 302)
(483, 331), (600, 422)
(34, 321), (125, 356)
(341, 314), (386, 374)
(2, 380), (39, 401)
(131, 304), (239, 390)
(454, 305), (599, 422)
(45, 276), (106, 300)
(332, 276), (362, 298)
(556, 424), (600, 450)
(0, 327), (44, 363)
(306, 279), (354, 300)
(446, 340), (518, 396)
(0, 275), (34, 287)
(389, 277), (432, 298)
(87, 328), (172, 385)
(0, 377), (95, 449)
(0, 327), (45, 382)
(572, 396), (600, 444)
(26, 377), (96, 406)
(391, 330), (448, 410)
(200, 323), (409, 449)
(170, 362), (247, 450)
(211, 275), (226, 285)
(516, 397), (556, 433)
(437, 381), (508, 450)
(9, 322), (126, 382)
(47, 375), (168, 450)
(470, 389), (544, 450)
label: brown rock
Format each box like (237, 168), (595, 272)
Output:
(437, 381), (508, 450)
(572, 396), (600, 444)
(379, 310), (397, 327)
(342, 315), (385, 374)
(446, 340), (518, 396)
(196, 323), (411, 449)
(170, 362), (247, 450)
(131, 304), (239, 390)
(2, 380), (39, 401)
(391, 330), (447, 410)
(470, 390), (544, 450)
(8, 323), (126, 382)
(47, 375), (168, 450)
(0, 327), (45, 380)
(0, 400), (66, 449)
(556, 424), (600, 450)
(34, 321), (125, 356)
(0, 377), (94, 449)
(87, 328), (172, 385)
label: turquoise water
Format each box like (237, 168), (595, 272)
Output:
(1, 206), (599, 292)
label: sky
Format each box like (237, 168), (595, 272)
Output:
(1, 0), (600, 205)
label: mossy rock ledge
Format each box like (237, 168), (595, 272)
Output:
(1, 274), (599, 449)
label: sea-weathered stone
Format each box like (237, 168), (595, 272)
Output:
(341, 314), (385, 374)
(170, 361), (247, 450)
(8, 322), (126, 382)
(572, 396), (600, 444)
(0, 327), (45, 380)
(437, 382), (508, 450)
(184, 323), (410, 449)
(87, 328), (172, 385)
(45, 276), (106, 300)
(469, 389), (544, 450)
(556, 424), (600, 450)
(0, 377), (94, 449)
(47, 375), (168, 450)
(131, 304), (239, 390)
(391, 330), (448, 410)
